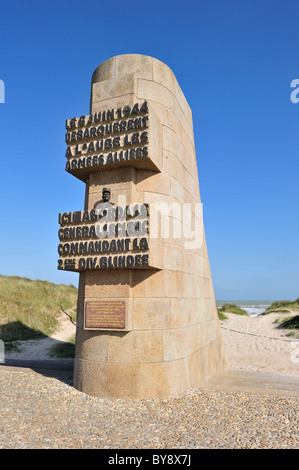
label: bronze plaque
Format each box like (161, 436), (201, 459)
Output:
(84, 300), (126, 329)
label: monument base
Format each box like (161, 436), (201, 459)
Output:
(73, 268), (228, 399)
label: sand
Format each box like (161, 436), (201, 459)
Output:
(4, 307), (299, 377)
(4, 311), (76, 361)
(220, 311), (299, 375)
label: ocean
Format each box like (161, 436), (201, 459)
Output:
(216, 300), (272, 317)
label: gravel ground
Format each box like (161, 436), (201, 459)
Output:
(0, 367), (298, 449)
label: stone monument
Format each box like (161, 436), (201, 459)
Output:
(58, 54), (228, 398)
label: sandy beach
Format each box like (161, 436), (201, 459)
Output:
(220, 311), (299, 375)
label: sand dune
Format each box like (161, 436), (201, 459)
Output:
(220, 311), (299, 375)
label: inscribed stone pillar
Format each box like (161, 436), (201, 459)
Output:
(58, 54), (228, 398)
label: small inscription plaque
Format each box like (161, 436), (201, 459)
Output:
(84, 300), (126, 329)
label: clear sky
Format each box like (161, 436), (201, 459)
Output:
(0, 0), (298, 300)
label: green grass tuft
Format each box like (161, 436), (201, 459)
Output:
(280, 315), (299, 330)
(217, 309), (228, 320)
(262, 298), (299, 315)
(218, 303), (248, 316)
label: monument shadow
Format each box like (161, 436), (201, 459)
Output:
(0, 320), (74, 385)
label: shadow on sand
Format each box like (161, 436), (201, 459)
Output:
(0, 321), (74, 386)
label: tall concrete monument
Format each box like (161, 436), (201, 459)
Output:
(58, 54), (228, 398)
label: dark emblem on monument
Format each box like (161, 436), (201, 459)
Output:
(102, 187), (111, 202)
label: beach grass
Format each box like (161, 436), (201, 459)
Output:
(0, 274), (78, 345)
(262, 298), (299, 315)
(280, 314), (299, 329)
(274, 314), (299, 337)
(217, 309), (228, 320)
(218, 303), (248, 316)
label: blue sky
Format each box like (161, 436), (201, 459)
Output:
(0, 0), (298, 300)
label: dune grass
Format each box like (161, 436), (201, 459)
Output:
(218, 303), (248, 316)
(274, 314), (299, 337)
(217, 310), (228, 321)
(280, 315), (299, 329)
(0, 274), (78, 345)
(262, 298), (299, 315)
